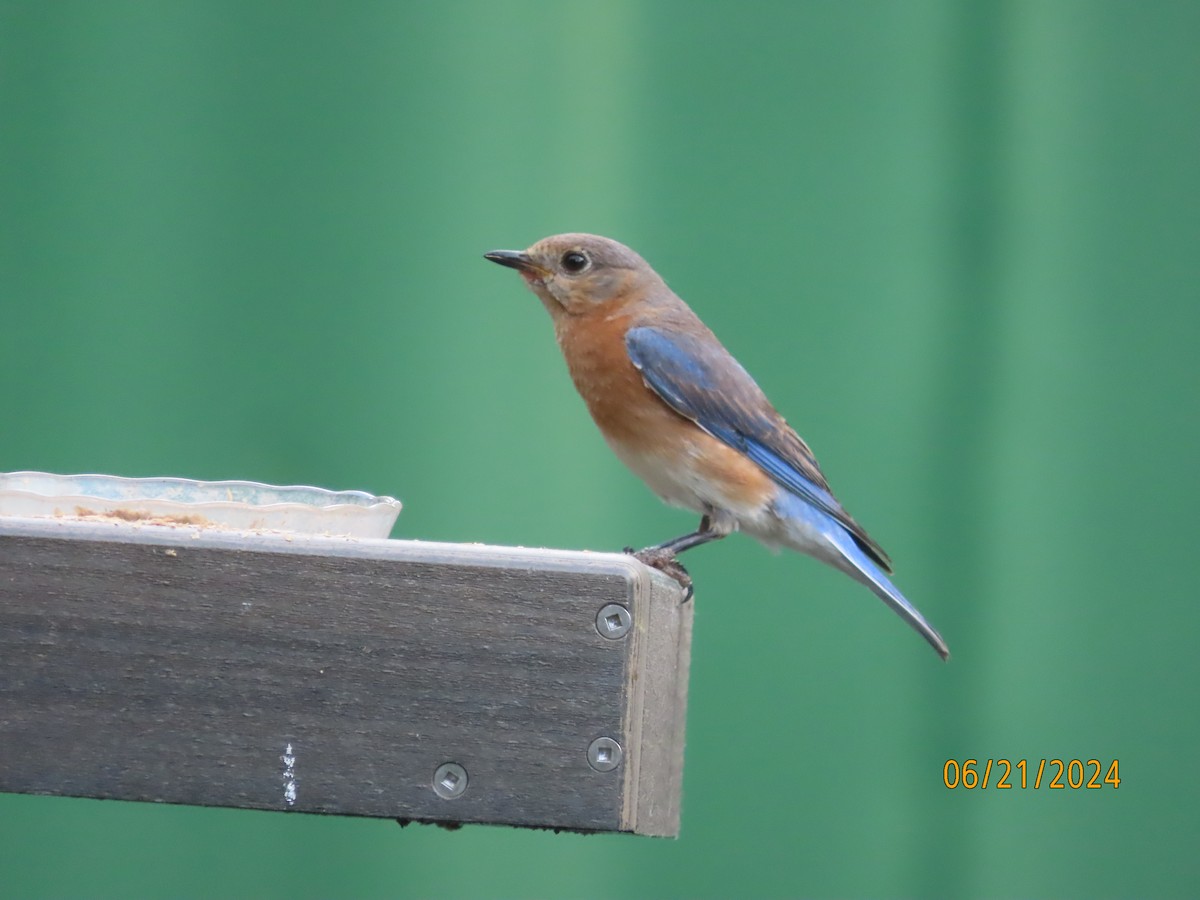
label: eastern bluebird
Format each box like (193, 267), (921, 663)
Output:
(485, 234), (949, 659)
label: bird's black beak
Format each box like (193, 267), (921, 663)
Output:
(484, 249), (534, 271)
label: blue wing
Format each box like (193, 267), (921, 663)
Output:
(626, 324), (892, 572)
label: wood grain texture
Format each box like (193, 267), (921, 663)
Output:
(0, 517), (692, 835)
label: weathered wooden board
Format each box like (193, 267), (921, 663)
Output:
(0, 517), (692, 836)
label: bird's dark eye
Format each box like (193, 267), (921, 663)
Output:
(561, 251), (589, 273)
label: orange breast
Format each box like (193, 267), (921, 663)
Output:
(553, 307), (776, 514)
(556, 309), (673, 445)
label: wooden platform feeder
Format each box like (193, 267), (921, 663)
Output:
(0, 514), (692, 836)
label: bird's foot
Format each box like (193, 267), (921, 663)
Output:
(625, 546), (694, 602)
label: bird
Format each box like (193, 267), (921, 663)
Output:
(484, 233), (949, 659)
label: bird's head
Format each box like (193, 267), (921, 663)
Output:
(485, 233), (660, 316)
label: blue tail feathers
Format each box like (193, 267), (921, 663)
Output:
(826, 524), (950, 660)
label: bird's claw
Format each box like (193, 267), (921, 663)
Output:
(626, 546), (694, 602)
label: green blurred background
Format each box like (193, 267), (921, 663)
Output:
(2, 1), (1197, 897)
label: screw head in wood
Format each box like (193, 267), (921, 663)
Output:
(596, 603), (632, 639)
(587, 737), (623, 772)
(433, 762), (468, 799)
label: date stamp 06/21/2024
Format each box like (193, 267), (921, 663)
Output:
(942, 759), (1121, 790)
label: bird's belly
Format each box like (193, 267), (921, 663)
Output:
(605, 422), (777, 526)
(606, 436), (711, 512)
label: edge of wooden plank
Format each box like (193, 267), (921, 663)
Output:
(0, 516), (651, 575)
(620, 566), (693, 837)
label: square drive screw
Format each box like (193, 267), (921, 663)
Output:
(587, 737), (623, 772)
(433, 762), (468, 799)
(596, 603), (632, 640)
